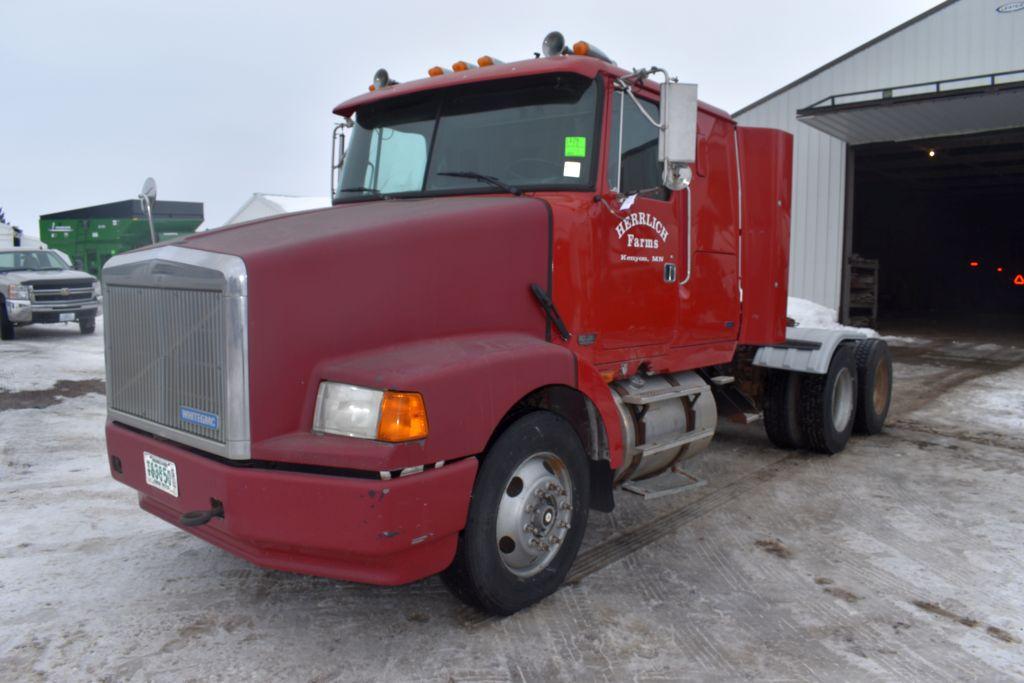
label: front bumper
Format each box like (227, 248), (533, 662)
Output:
(106, 422), (478, 585)
(5, 298), (99, 324)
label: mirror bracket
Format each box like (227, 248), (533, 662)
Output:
(331, 117), (354, 201)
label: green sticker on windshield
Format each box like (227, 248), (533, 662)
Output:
(564, 136), (587, 158)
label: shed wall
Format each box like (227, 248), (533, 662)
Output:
(736, 0), (1024, 309)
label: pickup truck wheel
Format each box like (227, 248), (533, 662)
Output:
(79, 316), (96, 335)
(0, 302), (14, 341)
(798, 344), (858, 455)
(853, 338), (892, 435)
(763, 370), (804, 449)
(441, 411), (590, 615)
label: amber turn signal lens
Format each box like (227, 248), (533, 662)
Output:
(572, 41), (589, 56)
(428, 66), (445, 77)
(377, 391), (429, 442)
(368, 84), (376, 91)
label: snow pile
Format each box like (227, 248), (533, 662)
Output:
(787, 297), (878, 337)
(262, 194), (331, 213)
(0, 317), (105, 392)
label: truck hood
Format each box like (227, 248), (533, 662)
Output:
(175, 195), (556, 443)
(3, 269), (95, 284)
(177, 196), (538, 262)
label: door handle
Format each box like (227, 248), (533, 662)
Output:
(664, 262), (677, 283)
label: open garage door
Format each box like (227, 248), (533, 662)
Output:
(851, 129), (1024, 336)
(797, 72), (1024, 337)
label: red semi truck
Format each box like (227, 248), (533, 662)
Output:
(102, 33), (892, 615)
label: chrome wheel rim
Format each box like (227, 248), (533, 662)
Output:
(495, 452), (573, 578)
(831, 367), (855, 433)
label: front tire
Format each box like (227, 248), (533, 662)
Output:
(79, 315), (96, 335)
(441, 411), (590, 615)
(799, 344), (858, 454)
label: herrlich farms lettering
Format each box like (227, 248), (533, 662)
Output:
(615, 212), (669, 250)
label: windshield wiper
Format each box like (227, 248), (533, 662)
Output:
(336, 186), (386, 198)
(437, 171), (522, 196)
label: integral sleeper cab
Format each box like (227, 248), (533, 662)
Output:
(103, 33), (892, 615)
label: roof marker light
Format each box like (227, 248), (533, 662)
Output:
(969, 261), (980, 267)
(571, 40), (614, 63)
(477, 55), (502, 67)
(542, 31), (565, 57)
(452, 60), (476, 72)
(428, 66), (449, 77)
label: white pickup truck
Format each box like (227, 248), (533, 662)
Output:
(1, 247), (101, 340)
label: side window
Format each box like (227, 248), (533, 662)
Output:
(365, 127), (428, 194)
(608, 93), (668, 199)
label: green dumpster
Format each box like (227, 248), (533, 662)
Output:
(39, 200), (204, 276)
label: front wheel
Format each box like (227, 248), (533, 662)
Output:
(79, 315), (96, 335)
(441, 411), (590, 615)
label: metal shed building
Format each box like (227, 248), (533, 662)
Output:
(735, 0), (1024, 329)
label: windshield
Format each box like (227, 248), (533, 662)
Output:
(0, 250), (68, 272)
(336, 74), (600, 201)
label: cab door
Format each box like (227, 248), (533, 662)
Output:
(591, 90), (683, 351)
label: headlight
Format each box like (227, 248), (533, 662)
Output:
(92, 281), (102, 298)
(6, 284), (30, 301)
(313, 382), (428, 442)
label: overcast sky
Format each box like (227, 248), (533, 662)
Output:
(2, 0), (940, 235)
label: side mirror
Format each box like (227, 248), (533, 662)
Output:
(140, 177), (157, 204)
(138, 177), (158, 244)
(659, 82), (698, 191)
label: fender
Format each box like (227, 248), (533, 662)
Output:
(250, 332), (577, 471)
(576, 359), (626, 470)
(753, 327), (871, 375)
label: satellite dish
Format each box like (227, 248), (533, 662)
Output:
(140, 177), (157, 203)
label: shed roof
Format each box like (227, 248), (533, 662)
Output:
(733, 0), (960, 117)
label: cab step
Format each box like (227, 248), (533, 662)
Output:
(619, 381), (711, 406)
(621, 468), (706, 500)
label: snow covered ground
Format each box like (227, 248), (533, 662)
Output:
(1, 321), (1023, 680)
(0, 318), (105, 392)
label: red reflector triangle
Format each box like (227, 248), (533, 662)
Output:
(1015, 274), (1024, 286)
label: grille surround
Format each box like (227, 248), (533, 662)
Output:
(102, 245), (251, 460)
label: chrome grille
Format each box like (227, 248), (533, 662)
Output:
(106, 286), (226, 443)
(27, 279), (95, 304)
(102, 245), (250, 459)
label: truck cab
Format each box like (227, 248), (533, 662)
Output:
(102, 35), (891, 615)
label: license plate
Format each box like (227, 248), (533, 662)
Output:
(59, 312), (75, 322)
(143, 452), (179, 497)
